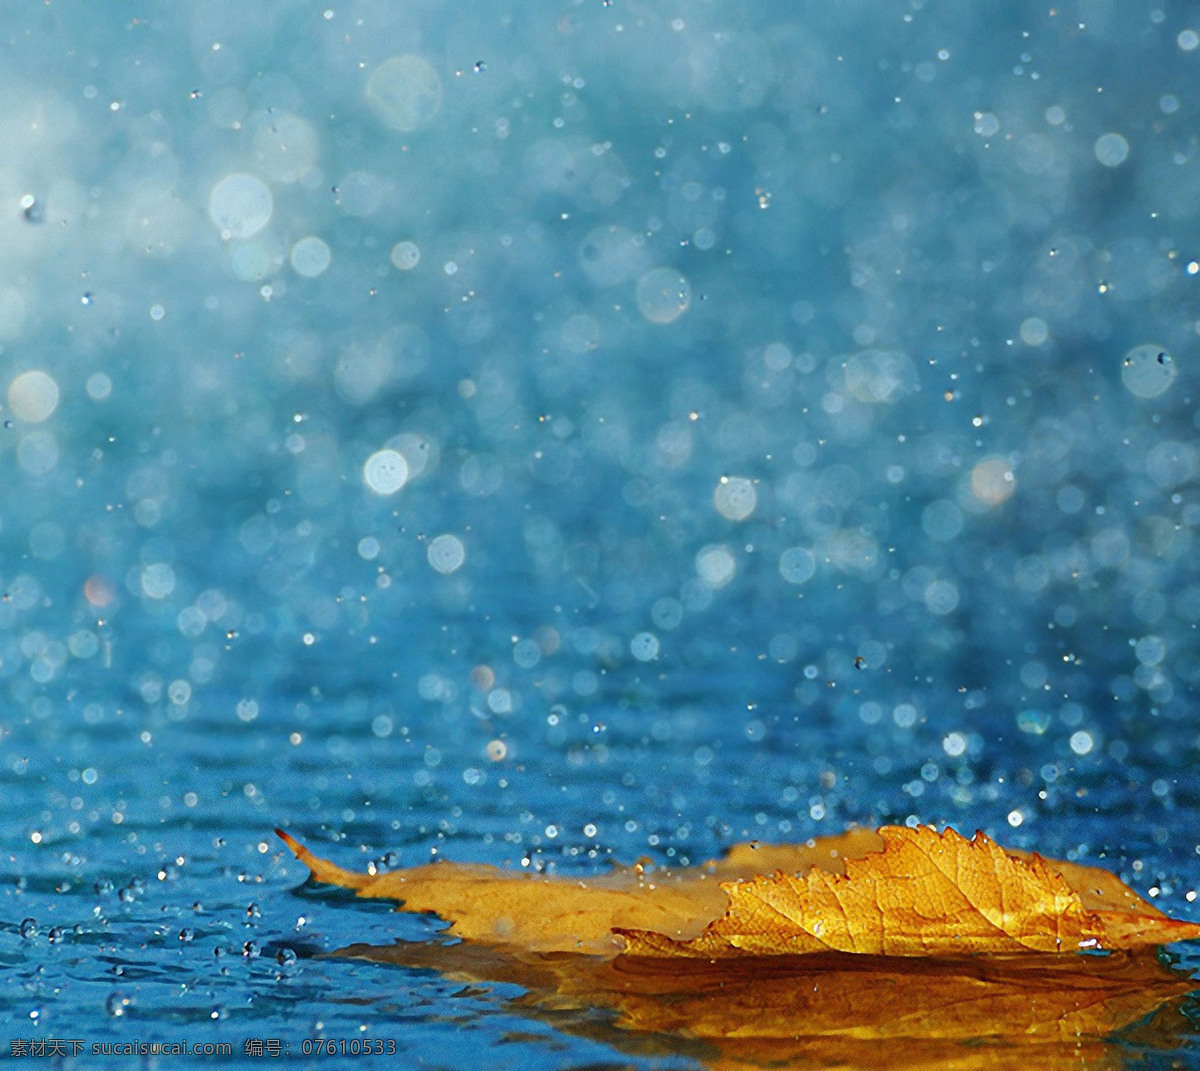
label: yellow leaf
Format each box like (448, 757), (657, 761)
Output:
(276, 827), (728, 954)
(620, 825), (1200, 956)
(278, 824), (1200, 1062)
(278, 824), (1200, 959)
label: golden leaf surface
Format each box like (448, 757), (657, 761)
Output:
(279, 825), (1200, 1066)
(276, 827), (727, 953)
(619, 825), (1200, 957)
(278, 824), (1200, 959)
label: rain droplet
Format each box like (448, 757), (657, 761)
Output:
(105, 992), (132, 1017)
(1122, 343), (1176, 399)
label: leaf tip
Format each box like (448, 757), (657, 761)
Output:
(275, 828), (302, 855)
(274, 828), (371, 891)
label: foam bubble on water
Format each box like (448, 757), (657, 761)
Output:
(713, 476), (756, 521)
(290, 236), (331, 278)
(363, 449), (409, 494)
(1122, 343), (1176, 398)
(390, 241), (420, 271)
(1094, 132), (1130, 168)
(427, 534), (465, 574)
(365, 55), (443, 132)
(8, 370), (60, 423)
(208, 173), (273, 239)
(636, 266), (690, 324)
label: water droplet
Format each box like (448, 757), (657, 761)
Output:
(636, 266), (691, 324)
(106, 992), (131, 1017)
(208, 173), (273, 239)
(19, 918), (37, 939)
(390, 240), (420, 271)
(427, 533), (466, 574)
(290, 236), (332, 278)
(366, 54), (443, 132)
(1122, 343), (1176, 399)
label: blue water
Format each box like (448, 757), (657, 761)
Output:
(4, 1), (1200, 1065)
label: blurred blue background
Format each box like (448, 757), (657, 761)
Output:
(3, 0), (1200, 1065)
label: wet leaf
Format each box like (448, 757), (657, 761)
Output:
(277, 827), (731, 953)
(278, 825), (1200, 1065)
(619, 825), (1200, 957)
(278, 824), (1200, 958)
